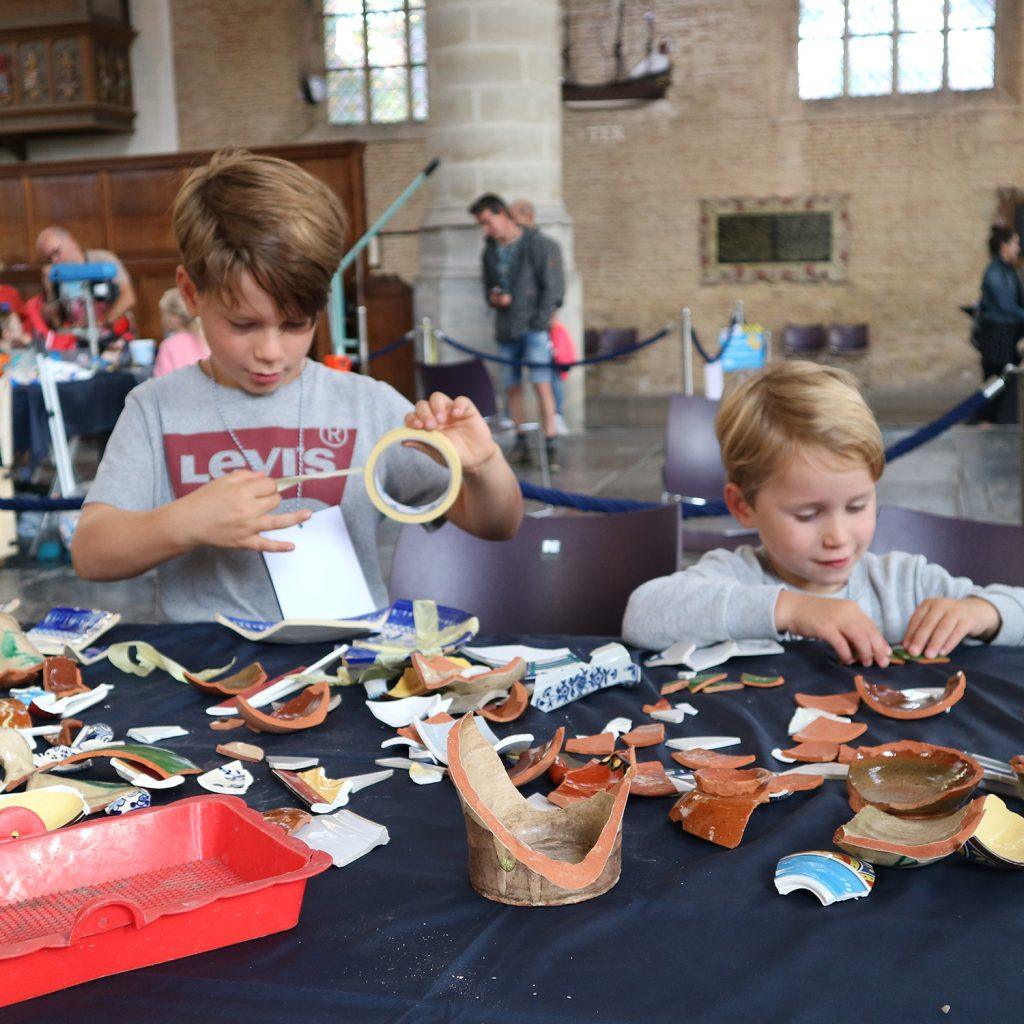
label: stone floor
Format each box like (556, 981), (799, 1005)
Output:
(5, 402), (1020, 624)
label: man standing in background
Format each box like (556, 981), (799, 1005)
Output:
(470, 193), (564, 469)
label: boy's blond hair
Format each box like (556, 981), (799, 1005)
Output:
(172, 148), (347, 321)
(715, 361), (885, 502)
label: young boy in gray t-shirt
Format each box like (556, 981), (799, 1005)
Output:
(623, 362), (1024, 665)
(73, 150), (522, 622)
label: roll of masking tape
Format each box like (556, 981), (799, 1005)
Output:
(362, 427), (462, 525)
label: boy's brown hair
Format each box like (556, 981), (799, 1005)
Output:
(172, 148), (347, 321)
(715, 361), (885, 503)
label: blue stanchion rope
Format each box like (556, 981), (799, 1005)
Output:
(519, 482), (729, 518)
(882, 388), (990, 462)
(360, 331), (414, 364)
(689, 327), (727, 365)
(435, 324), (674, 370)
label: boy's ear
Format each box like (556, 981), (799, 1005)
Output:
(724, 482), (757, 528)
(175, 266), (201, 317)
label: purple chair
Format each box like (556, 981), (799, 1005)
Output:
(782, 324), (827, 356)
(415, 358), (498, 417)
(869, 505), (1024, 586)
(828, 324), (869, 355)
(388, 505), (680, 636)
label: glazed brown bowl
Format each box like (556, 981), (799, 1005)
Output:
(847, 740), (982, 818)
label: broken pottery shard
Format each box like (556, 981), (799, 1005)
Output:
(0, 786), (89, 833)
(531, 643), (639, 713)
(0, 614), (44, 688)
(620, 723), (665, 749)
(668, 790), (767, 849)
(693, 767), (775, 798)
(665, 736), (741, 752)
(670, 748), (756, 771)
(26, 773), (136, 813)
(197, 760), (254, 795)
(774, 851), (875, 905)
(410, 762), (445, 785)
(565, 733), (616, 758)
(794, 691), (861, 716)
(547, 761), (623, 807)
(125, 726), (189, 745)
(628, 760), (679, 798)
(792, 717), (868, 745)
(0, 698), (31, 729)
(41, 657), (89, 698)
(293, 809), (390, 867)
(643, 698), (671, 715)
(49, 742), (200, 778)
(478, 681), (529, 723)
(766, 772), (824, 797)
(236, 682), (332, 734)
(506, 728), (566, 787)
(262, 806), (312, 835)
(184, 662), (268, 697)
(447, 715), (631, 905)
(961, 794), (1024, 869)
(780, 740), (841, 763)
(266, 754), (319, 771)
(210, 717), (245, 731)
(365, 693), (452, 729)
(0, 727), (37, 791)
(854, 671), (966, 720)
(834, 797), (986, 868)
(740, 672), (785, 688)
(216, 741), (264, 763)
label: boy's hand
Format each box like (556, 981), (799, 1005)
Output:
(173, 470), (311, 552)
(903, 596), (1001, 658)
(405, 392), (501, 476)
(776, 591), (891, 667)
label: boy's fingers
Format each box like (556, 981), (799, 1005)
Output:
(428, 391), (452, 424)
(450, 395), (477, 420)
(250, 537), (296, 553)
(256, 510), (311, 533)
(824, 629), (853, 665)
(906, 607), (944, 656)
(411, 399), (437, 430)
(928, 615), (962, 658)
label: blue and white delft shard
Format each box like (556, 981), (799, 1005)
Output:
(27, 606), (120, 655)
(530, 643), (641, 713)
(774, 850), (876, 906)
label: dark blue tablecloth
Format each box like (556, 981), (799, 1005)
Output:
(13, 371), (137, 466)
(5, 623), (1024, 1024)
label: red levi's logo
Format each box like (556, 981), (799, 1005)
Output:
(164, 426), (358, 506)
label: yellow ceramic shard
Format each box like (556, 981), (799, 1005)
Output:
(297, 766), (349, 804)
(388, 656), (472, 698)
(972, 794), (1024, 864)
(0, 786), (89, 831)
(105, 642), (236, 683)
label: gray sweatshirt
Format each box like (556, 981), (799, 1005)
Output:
(622, 545), (1024, 651)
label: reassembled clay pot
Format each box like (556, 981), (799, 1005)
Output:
(846, 740), (983, 817)
(547, 760), (623, 807)
(670, 748), (756, 771)
(478, 681), (529, 723)
(780, 740), (840, 763)
(834, 796), (986, 867)
(854, 671), (967, 720)
(447, 715), (632, 906)
(620, 723), (665, 748)
(184, 661), (268, 697)
(565, 733), (616, 757)
(793, 691), (861, 716)
(506, 728), (565, 787)
(961, 794), (1024, 869)
(792, 717), (867, 745)
(41, 656), (89, 698)
(236, 682), (332, 734)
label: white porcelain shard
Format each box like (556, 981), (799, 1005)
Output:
(603, 717), (633, 737)
(665, 736), (742, 752)
(524, 793), (559, 812)
(779, 762), (849, 780)
(266, 754), (320, 770)
(410, 761), (445, 785)
(685, 639), (784, 672)
(363, 678), (388, 700)
(644, 641), (696, 668)
(293, 808), (390, 868)
(365, 694), (452, 729)
(32, 683), (113, 719)
(492, 734), (534, 757)
(380, 735), (426, 751)
(126, 726), (189, 744)
(772, 748), (798, 764)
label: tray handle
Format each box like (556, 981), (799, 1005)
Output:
(0, 806), (48, 842)
(69, 897), (148, 944)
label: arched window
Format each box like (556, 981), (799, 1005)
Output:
(323, 0), (427, 124)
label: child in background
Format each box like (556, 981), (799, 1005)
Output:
(153, 287), (208, 377)
(72, 149), (522, 622)
(622, 361), (1024, 665)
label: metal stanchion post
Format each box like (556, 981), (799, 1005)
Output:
(681, 307), (694, 397)
(356, 305), (370, 373)
(423, 317), (438, 364)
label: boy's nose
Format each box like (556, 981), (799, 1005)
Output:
(252, 330), (284, 364)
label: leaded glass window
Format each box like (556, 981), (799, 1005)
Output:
(323, 0), (427, 125)
(798, 0), (996, 99)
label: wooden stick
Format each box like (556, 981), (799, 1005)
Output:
(275, 466), (363, 492)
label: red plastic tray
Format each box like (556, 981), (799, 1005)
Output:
(0, 794), (331, 1006)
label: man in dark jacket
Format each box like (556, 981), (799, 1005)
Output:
(470, 193), (564, 467)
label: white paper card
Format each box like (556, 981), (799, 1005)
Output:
(262, 506), (375, 621)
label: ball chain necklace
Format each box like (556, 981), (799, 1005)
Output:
(208, 358), (306, 510)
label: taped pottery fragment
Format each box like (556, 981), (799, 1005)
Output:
(566, 733), (616, 757)
(643, 698), (671, 715)
(41, 657), (89, 698)
(961, 795), (1024, 868)
(183, 661), (267, 697)
(620, 723), (665, 748)
(0, 698), (31, 729)
(210, 717), (245, 731)
(262, 806), (312, 835)
(478, 680), (529, 723)
(507, 728), (566, 787)
(834, 797), (986, 867)
(104, 789), (151, 815)
(774, 851), (875, 905)
(792, 717), (868, 745)
(780, 740), (841, 763)
(740, 672), (785, 688)
(49, 742), (201, 778)
(236, 681), (332, 733)
(27, 772), (137, 813)
(854, 671), (966, 720)
(293, 808), (390, 867)
(0, 727), (37, 791)
(447, 715), (632, 905)
(197, 759), (254, 795)
(547, 761), (623, 807)
(846, 740), (982, 817)
(126, 726), (189, 744)
(670, 748), (757, 771)
(0, 785), (88, 834)
(216, 741), (264, 763)
(665, 736), (741, 752)
(794, 691), (861, 716)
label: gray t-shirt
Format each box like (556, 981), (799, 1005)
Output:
(85, 361), (449, 622)
(622, 545), (1024, 651)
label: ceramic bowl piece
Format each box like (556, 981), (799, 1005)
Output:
(834, 796), (986, 868)
(447, 715), (631, 906)
(846, 741), (982, 817)
(854, 671), (966, 720)
(775, 851), (875, 905)
(961, 794), (1024, 869)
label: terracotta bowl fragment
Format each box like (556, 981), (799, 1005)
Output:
(565, 733), (616, 758)
(235, 682), (332, 734)
(42, 657), (89, 698)
(694, 766), (774, 798)
(546, 751), (587, 786)
(780, 740), (840, 764)
(766, 772), (824, 797)
(792, 716), (867, 745)
(834, 796), (986, 867)
(847, 740), (982, 817)
(793, 691), (860, 716)
(0, 697), (31, 729)
(670, 748), (756, 771)
(478, 681), (529, 723)
(621, 723), (665, 748)
(668, 790), (769, 849)
(628, 760), (679, 798)
(447, 715), (631, 905)
(184, 662), (268, 697)
(548, 761), (622, 807)
(506, 728), (565, 787)
(854, 671), (966, 720)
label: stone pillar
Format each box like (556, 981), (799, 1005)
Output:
(415, 0), (583, 429)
